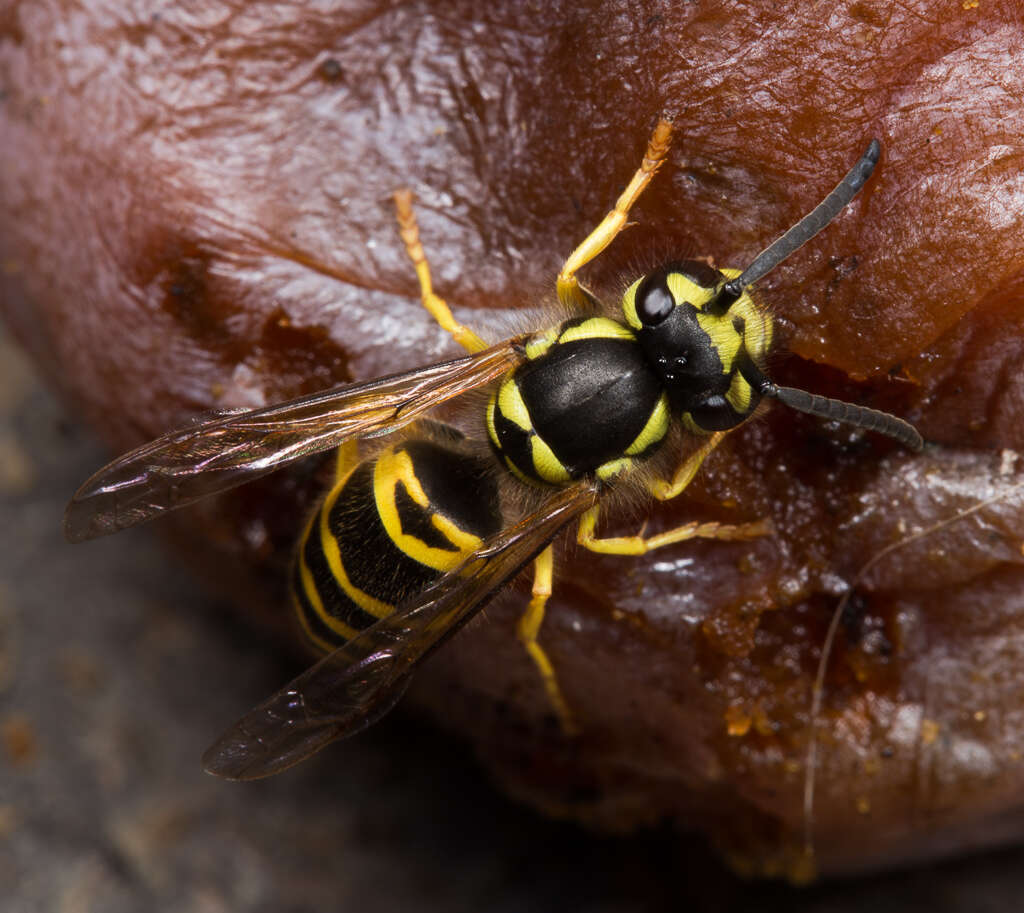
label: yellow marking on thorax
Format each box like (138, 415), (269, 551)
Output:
(496, 378), (532, 431)
(625, 393), (669, 456)
(525, 326), (559, 359)
(556, 316), (635, 345)
(485, 396), (501, 449)
(530, 435), (572, 484)
(596, 457), (634, 481)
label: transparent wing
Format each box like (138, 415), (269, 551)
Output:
(201, 481), (600, 780)
(64, 339), (526, 542)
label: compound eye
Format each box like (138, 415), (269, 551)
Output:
(635, 276), (675, 326)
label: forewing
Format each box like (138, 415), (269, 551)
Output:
(64, 340), (525, 542)
(201, 481), (600, 780)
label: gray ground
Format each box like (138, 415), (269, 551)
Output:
(3, 323), (1024, 913)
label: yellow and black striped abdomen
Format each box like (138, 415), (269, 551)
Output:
(293, 435), (503, 653)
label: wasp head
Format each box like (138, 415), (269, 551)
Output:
(622, 261), (773, 431)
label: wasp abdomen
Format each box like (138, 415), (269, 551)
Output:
(293, 436), (503, 653)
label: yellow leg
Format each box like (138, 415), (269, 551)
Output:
(333, 439), (361, 479)
(516, 546), (578, 736)
(393, 189), (488, 354)
(556, 119), (673, 311)
(578, 504), (769, 556)
(649, 432), (726, 501)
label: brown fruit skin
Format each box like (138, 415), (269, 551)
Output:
(3, 0), (1024, 879)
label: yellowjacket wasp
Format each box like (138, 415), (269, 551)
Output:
(65, 120), (922, 780)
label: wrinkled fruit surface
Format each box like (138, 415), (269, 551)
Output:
(3, 0), (1024, 879)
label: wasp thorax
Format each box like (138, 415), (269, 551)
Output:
(623, 261), (774, 433)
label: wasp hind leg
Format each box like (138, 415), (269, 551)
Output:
(556, 118), (673, 311)
(393, 189), (488, 354)
(517, 545), (578, 736)
(333, 439), (361, 479)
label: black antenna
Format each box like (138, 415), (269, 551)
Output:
(738, 360), (923, 451)
(717, 140), (920, 452)
(714, 139), (881, 310)
(764, 382), (923, 451)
